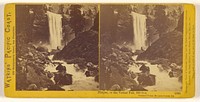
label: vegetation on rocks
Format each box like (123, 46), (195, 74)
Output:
(16, 43), (54, 90)
(100, 43), (138, 90)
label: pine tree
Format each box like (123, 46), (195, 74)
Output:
(69, 5), (85, 37)
(153, 5), (169, 37)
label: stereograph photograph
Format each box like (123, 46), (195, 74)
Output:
(15, 4), (184, 92)
(16, 4), (99, 91)
(100, 4), (184, 91)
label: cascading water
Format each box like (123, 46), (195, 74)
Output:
(129, 56), (182, 91)
(45, 55), (99, 91)
(130, 12), (147, 50)
(47, 11), (63, 50)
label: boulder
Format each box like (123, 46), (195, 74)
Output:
(47, 85), (65, 91)
(36, 46), (49, 52)
(130, 85), (148, 91)
(16, 44), (54, 90)
(137, 30), (183, 66)
(137, 73), (156, 86)
(53, 30), (98, 65)
(100, 42), (141, 90)
(54, 73), (73, 85)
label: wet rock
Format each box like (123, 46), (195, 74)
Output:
(85, 71), (90, 77)
(54, 73), (73, 85)
(85, 62), (99, 77)
(137, 73), (156, 86)
(27, 84), (38, 90)
(129, 72), (136, 79)
(168, 71), (174, 78)
(47, 85), (65, 91)
(56, 64), (67, 72)
(47, 71), (54, 79)
(110, 84), (121, 91)
(120, 46), (132, 52)
(36, 46), (49, 53)
(130, 85), (148, 91)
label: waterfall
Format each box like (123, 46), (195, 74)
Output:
(47, 11), (63, 50)
(131, 12), (147, 50)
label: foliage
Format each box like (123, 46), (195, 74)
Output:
(153, 5), (169, 36)
(69, 5), (85, 36)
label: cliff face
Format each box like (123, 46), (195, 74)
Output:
(53, 30), (99, 65)
(137, 30), (183, 65)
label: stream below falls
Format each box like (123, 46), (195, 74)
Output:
(45, 55), (99, 91)
(44, 54), (181, 91)
(129, 56), (182, 91)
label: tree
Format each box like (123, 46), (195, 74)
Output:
(69, 5), (85, 37)
(153, 5), (169, 37)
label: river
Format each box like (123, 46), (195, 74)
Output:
(129, 56), (182, 91)
(45, 55), (99, 91)
(45, 54), (181, 91)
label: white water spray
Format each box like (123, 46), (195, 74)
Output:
(47, 11), (63, 50)
(131, 12), (147, 50)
